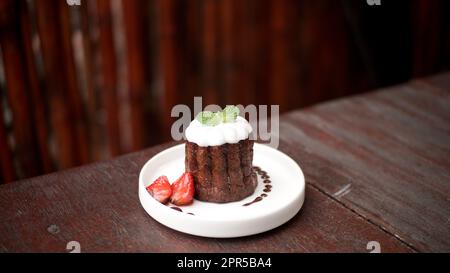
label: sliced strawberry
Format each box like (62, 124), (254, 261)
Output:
(170, 172), (195, 206)
(146, 176), (172, 204)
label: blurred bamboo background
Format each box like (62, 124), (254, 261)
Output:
(0, 0), (449, 183)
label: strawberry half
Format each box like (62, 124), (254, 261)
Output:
(146, 176), (172, 204)
(170, 172), (195, 206)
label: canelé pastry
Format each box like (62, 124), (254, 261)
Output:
(185, 106), (257, 203)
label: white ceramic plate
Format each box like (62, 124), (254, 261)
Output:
(138, 143), (305, 238)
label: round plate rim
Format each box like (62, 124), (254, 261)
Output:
(138, 143), (305, 238)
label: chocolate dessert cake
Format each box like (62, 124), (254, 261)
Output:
(185, 106), (257, 203)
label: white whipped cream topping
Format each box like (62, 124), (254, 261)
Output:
(185, 116), (253, 147)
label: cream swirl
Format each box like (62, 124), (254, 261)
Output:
(185, 116), (253, 147)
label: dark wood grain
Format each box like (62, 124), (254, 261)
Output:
(79, 0), (102, 161)
(121, 0), (151, 151)
(0, 0), (41, 178)
(1, 0), (450, 181)
(96, 0), (122, 157)
(422, 72), (450, 91)
(0, 73), (449, 252)
(18, 0), (53, 174)
(201, 0), (220, 106)
(35, 0), (89, 168)
(411, 0), (447, 77)
(268, 0), (300, 112)
(157, 0), (185, 139)
(0, 96), (15, 183)
(279, 72), (450, 252)
(0, 143), (411, 253)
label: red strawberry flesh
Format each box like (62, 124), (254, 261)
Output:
(170, 172), (195, 206)
(146, 176), (172, 204)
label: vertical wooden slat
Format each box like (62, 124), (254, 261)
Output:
(184, 0), (202, 105)
(34, 0), (74, 168)
(0, 0), (41, 178)
(303, 1), (338, 104)
(96, 0), (121, 156)
(202, 0), (220, 105)
(58, 0), (90, 164)
(109, 0), (131, 150)
(220, 0), (235, 105)
(268, 0), (301, 112)
(35, 0), (89, 168)
(19, 0), (53, 173)
(221, 0), (261, 106)
(157, 0), (184, 138)
(235, 0), (257, 106)
(269, 0), (287, 110)
(412, 0), (442, 77)
(121, 0), (150, 150)
(253, 1), (272, 107)
(0, 96), (16, 183)
(297, 1), (363, 106)
(79, 1), (102, 160)
(79, 2), (97, 119)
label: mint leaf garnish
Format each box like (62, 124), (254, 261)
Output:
(196, 106), (240, 126)
(222, 105), (239, 123)
(196, 111), (213, 123)
(204, 112), (222, 126)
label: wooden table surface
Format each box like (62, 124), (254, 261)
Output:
(0, 73), (449, 253)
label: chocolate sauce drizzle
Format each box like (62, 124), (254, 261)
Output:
(243, 166), (272, 207)
(263, 185), (272, 193)
(243, 196), (263, 206)
(170, 206), (194, 215)
(170, 207), (182, 212)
